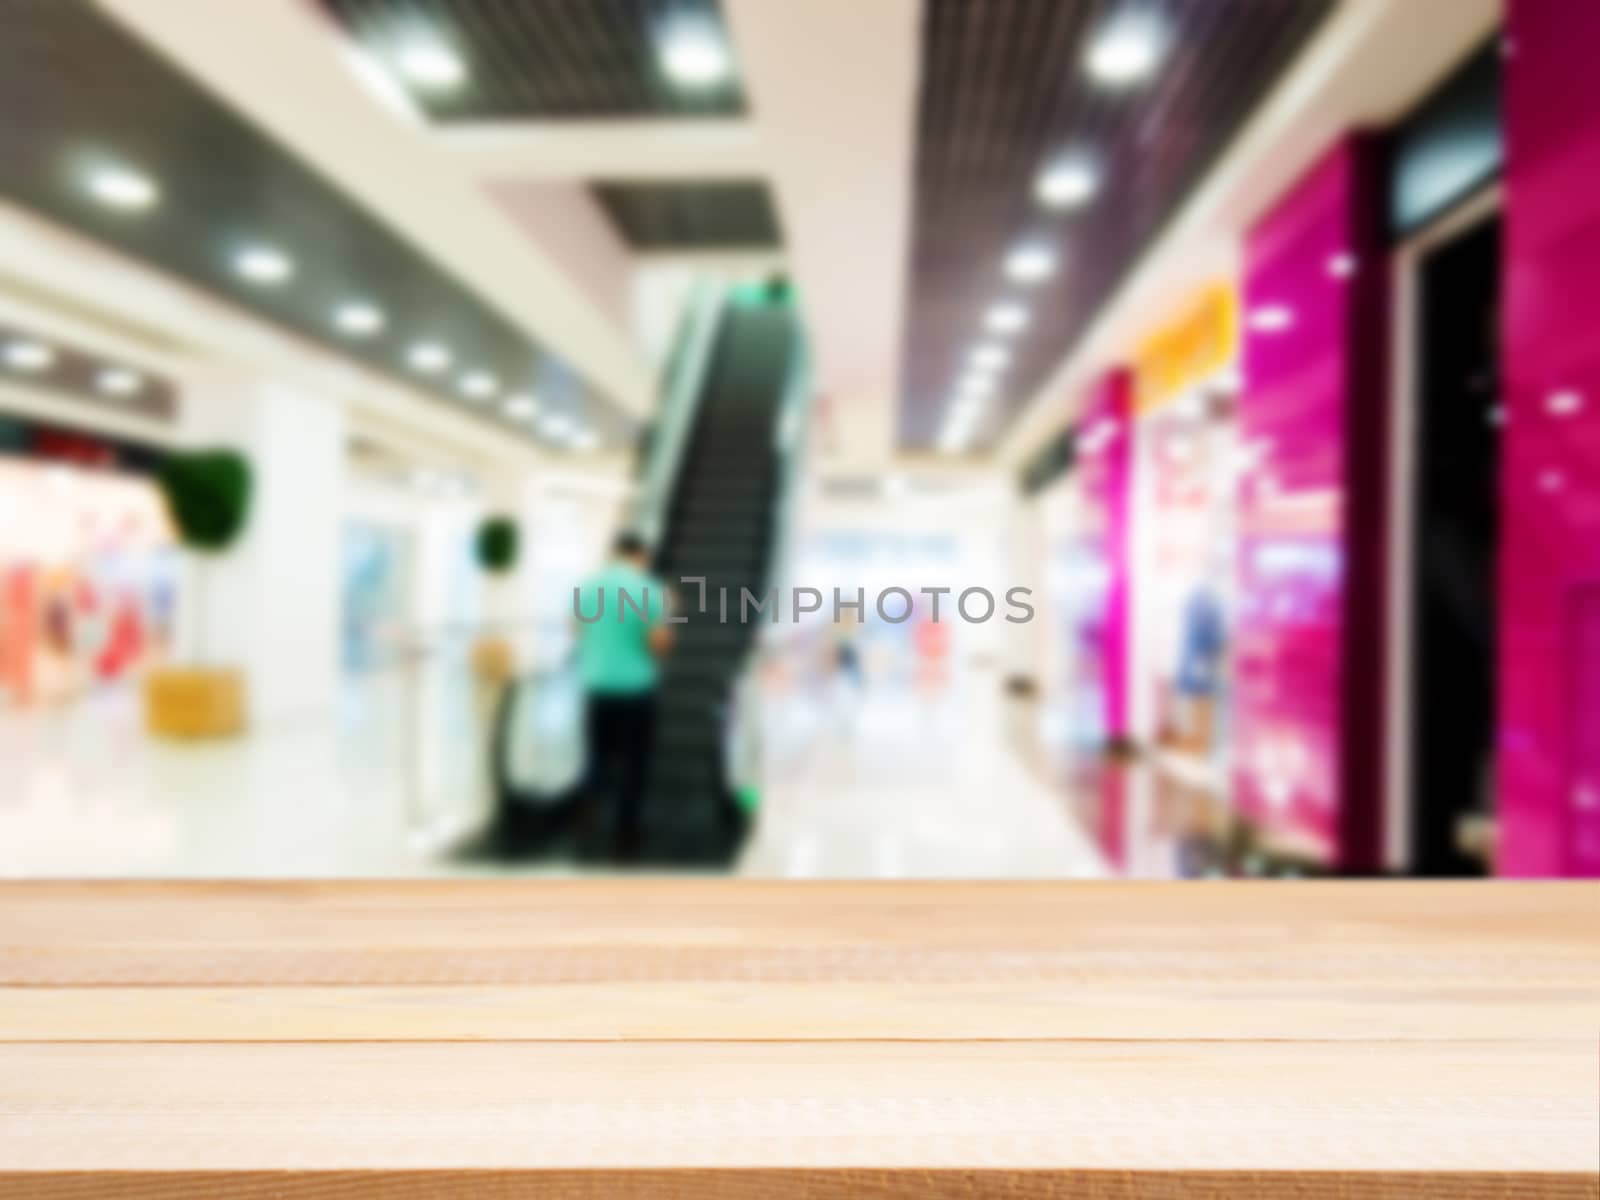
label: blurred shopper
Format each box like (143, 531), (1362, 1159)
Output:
(573, 532), (674, 861)
(832, 610), (864, 688)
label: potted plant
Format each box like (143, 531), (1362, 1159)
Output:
(472, 513), (520, 684)
(143, 448), (252, 738)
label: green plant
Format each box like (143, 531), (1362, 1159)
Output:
(157, 449), (252, 554)
(156, 448), (252, 663)
(475, 515), (520, 575)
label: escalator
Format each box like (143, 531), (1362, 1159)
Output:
(644, 302), (797, 863)
(484, 295), (799, 867)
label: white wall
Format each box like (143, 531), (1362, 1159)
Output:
(181, 373), (345, 725)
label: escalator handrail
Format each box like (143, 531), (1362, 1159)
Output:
(632, 282), (728, 546)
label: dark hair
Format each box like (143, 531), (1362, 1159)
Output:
(613, 531), (649, 558)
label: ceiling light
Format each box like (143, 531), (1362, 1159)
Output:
(1035, 156), (1099, 209)
(3, 341), (55, 372)
(1004, 242), (1057, 284)
(658, 16), (733, 89)
(571, 430), (600, 452)
(541, 413), (574, 438)
(958, 372), (998, 398)
(938, 433), (969, 455)
(85, 163), (159, 212)
(460, 371), (498, 400)
(395, 40), (466, 92)
(1248, 305), (1295, 334)
(234, 245), (293, 285)
(939, 418), (978, 453)
(985, 302), (1031, 335)
(334, 302), (385, 336)
(1085, 11), (1166, 89)
(970, 344), (1011, 371)
(96, 367), (142, 397)
(502, 394), (538, 420)
(1546, 389), (1584, 417)
(407, 342), (451, 373)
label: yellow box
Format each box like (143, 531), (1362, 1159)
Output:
(143, 666), (247, 739)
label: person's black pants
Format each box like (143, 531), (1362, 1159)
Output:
(581, 692), (657, 857)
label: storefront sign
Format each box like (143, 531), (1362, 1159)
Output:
(1132, 284), (1239, 414)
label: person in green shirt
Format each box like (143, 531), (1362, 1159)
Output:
(572, 532), (674, 861)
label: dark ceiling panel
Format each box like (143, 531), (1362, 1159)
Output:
(0, 0), (632, 447)
(592, 181), (781, 250)
(0, 320), (178, 427)
(900, 0), (1338, 448)
(319, 0), (744, 121)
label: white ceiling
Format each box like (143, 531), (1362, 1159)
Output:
(80, 0), (1500, 479)
(90, 0), (922, 473)
(999, 0), (1501, 469)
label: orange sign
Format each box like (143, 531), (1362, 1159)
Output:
(1133, 284), (1239, 414)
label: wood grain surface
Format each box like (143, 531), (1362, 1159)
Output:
(0, 881), (1595, 1197)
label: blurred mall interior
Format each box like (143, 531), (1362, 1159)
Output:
(0, 0), (1595, 879)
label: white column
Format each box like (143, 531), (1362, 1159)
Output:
(179, 371), (345, 725)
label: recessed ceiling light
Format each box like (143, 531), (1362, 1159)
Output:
(1248, 305), (1295, 334)
(541, 413), (575, 439)
(1547, 389), (1584, 417)
(970, 344), (1011, 371)
(502, 394), (538, 420)
(938, 429), (969, 454)
(96, 367), (143, 397)
(1004, 242), (1057, 284)
(571, 430), (600, 452)
(459, 371), (498, 400)
(985, 302), (1031, 335)
(1035, 155), (1099, 209)
(407, 342), (451, 373)
(958, 372), (998, 398)
(395, 40), (466, 92)
(234, 245), (293, 285)
(658, 16), (733, 89)
(85, 163), (159, 212)
(3, 340), (55, 372)
(334, 302), (385, 336)
(939, 414), (979, 453)
(1085, 11), (1166, 89)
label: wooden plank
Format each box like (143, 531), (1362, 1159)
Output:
(2, 881), (1594, 984)
(0, 1040), (1593, 1177)
(1, 881), (1595, 1194)
(2, 1171), (1594, 1199)
(3, 980), (1598, 1042)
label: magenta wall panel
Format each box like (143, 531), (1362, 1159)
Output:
(1498, 0), (1600, 876)
(1234, 137), (1389, 870)
(1067, 369), (1134, 865)
(1076, 369), (1135, 739)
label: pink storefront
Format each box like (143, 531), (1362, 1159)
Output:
(1229, 0), (1600, 877)
(1497, 0), (1600, 876)
(1232, 137), (1390, 873)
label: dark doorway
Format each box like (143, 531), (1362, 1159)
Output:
(1407, 216), (1502, 875)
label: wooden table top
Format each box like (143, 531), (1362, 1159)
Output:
(0, 880), (1595, 1198)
